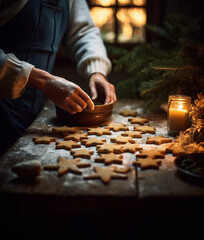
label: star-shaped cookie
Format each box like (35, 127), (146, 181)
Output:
(96, 143), (123, 154)
(133, 157), (162, 170)
(83, 166), (128, 184)
(136, 149), (165, 158)
(43, 156), (91, 176)
(146, 136), (172, 145)
(105, 122), (129, 132)
(70, 149), (94, 159)
(52, 126), (79, 136)
(122, 142), (143, 153)
(33, 136), (56, 144)
(95, 153), (123, 165)
(81, 138), (106, 147)
(110, 136), (135, 144)
(121, 131), (142, 138)
(87, 127), (111, 136)
(119, 110), (137, 117)
(56, 140), (81, 150)
(128, 117), (149, 125)
(64, 132), (88, 142)
(133, 125), (156, 134)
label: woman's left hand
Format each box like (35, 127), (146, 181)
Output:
(89, 73), (117, 105)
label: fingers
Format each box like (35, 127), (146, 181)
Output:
(104, 83), (117, 105)
(78, 90), (95, 111)
(64, 89), (94, 114)
(89, 73), (117, 105)
(89, 81), (97, 101)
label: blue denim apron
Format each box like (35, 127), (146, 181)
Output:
(0, 0), (69, 156)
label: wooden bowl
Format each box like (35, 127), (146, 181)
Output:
(55, 102), (113, 126)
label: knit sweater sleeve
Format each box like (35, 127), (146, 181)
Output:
(0, 49), (34, 99)
(63, 0), (111, 79)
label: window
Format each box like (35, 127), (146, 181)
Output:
(87, 0), (147, 44)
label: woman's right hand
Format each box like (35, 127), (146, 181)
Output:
(28, 68), (94, 114)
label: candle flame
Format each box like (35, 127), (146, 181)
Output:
(178, 103), (184, 110)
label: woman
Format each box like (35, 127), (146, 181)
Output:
(0, 0), (117, 156)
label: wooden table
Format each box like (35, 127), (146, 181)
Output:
(0, 99), (204, 238)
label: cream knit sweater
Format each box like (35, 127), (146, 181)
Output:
(0, 0), (111, 98)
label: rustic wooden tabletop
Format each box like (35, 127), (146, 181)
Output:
(0, 99), (203, 238)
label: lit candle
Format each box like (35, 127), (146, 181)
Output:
(167, 95), (191, 136)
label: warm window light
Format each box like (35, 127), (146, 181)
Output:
(128, 8), (146, 27)
(117, 8), (146, 27)
(89, 0), (147, 43)
(90, 7), (113, 28)
(133, 0), (146, 6)
(95, 0), (115, 6)
(118, 0), (146, 5)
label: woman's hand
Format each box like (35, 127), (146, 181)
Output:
(28, 68), (94, 114)
(89, 73), (117, 105)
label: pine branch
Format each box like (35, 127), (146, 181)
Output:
(146, 24), (177, 44)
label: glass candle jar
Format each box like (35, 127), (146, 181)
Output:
(167, 95), (191, 136)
